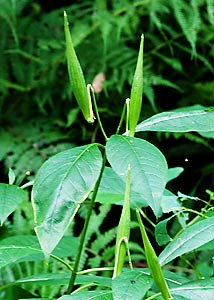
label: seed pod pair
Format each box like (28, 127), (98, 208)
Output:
(64, 11), (94, 123)
(129, 34), (144, 137)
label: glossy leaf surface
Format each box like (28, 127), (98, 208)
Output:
(159, 216), (214, 265)
(106, 135), (168, 217)
(96, 167), (147, 208)
(32, 145), (102, 257)
(0, 183), (27, 225)
(112, 270), (152, 300)
(136, 109), (214, 133)
(170, 278), (214, 300)
(0, 235), (79, 269)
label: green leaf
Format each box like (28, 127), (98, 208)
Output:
(32, 144), (102, 258)
(14, 273), (111, 288)
(170, 278), (214, 300)
(0, 183), (27, 226)
(0, 235), (79, 270)
(136, 109), (214, 133)
(112, 270), (153, 300)
(106, 135), (168, 217)
(155, 216), (173, 246)
(159, 217), (214, 266)
(96, 167), (147, 208)
(161, 190), (181, 213)
(57, 290), (113, 300)
(0, 236), (42, 270)
(167, 167), (184, 182)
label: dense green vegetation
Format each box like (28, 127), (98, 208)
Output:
(0, 1), (214, 299)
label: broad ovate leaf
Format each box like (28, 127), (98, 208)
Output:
(136, 108), (214, 133)
(106, 135), (168, 217)
(159, 216), (214, 266)
(32, 144), (102, 258)
(0, 183), (27, 226)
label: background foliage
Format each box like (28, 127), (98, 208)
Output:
(0, 0), (214, 299)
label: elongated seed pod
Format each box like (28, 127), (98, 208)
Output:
(64, 11), (94, 123)
(129, 34), (144, 137)
(113, 165), (131, 279)
(136, 210), (172, 300)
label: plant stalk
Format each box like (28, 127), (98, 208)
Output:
(87, 84), (108, 142)
(67, 152), (107, 293)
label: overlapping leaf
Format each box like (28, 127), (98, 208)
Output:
(0, 183), (27, 225)
(170, 278), (214, 300)
(112, 270), (152, 300)
(136, 109), (214, 133)
(106, 135), (168, 217)
(0, 235), (79, 270)
(32, 144), (102, 258)
(159, 216), (214, 266)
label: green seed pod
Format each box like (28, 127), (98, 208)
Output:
(64, 11), (94, 123)
(136, 210), (172, 300)
(129, 34), (144, 137)
(113, 165), (131, 279)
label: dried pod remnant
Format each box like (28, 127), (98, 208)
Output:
(64, 11), (94, 123)
(92, 72), (106, 93)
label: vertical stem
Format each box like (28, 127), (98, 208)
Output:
(116, 99), (127, 135)
(87, 84), (108, 142)
(67, 152), (107, 294)
(125, 98), (130, 136)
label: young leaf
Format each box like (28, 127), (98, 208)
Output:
(0, 183), (27, 226)
(136, 109), (214, 133)
(64, 11), (94, 123)
(32, 144), (102, 258)
(159, 216), (214, 266)
(106, 135), (168, 217)
(129, 34), (144, 137)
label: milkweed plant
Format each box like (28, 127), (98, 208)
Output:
(0, 11), (214, 300)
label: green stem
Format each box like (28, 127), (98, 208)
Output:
(87, 84), (108, 142)
(145, 292), (162, 300)
(116, 99), (127, 135)
(50, 254), (73, 272)
(139, 209), (156, 228)
(126, 98), (130, 135)
(67, 151), (107, 293)
(77, 266), (113, 275)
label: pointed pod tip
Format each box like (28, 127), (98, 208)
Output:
(64, 11), (67, 17)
